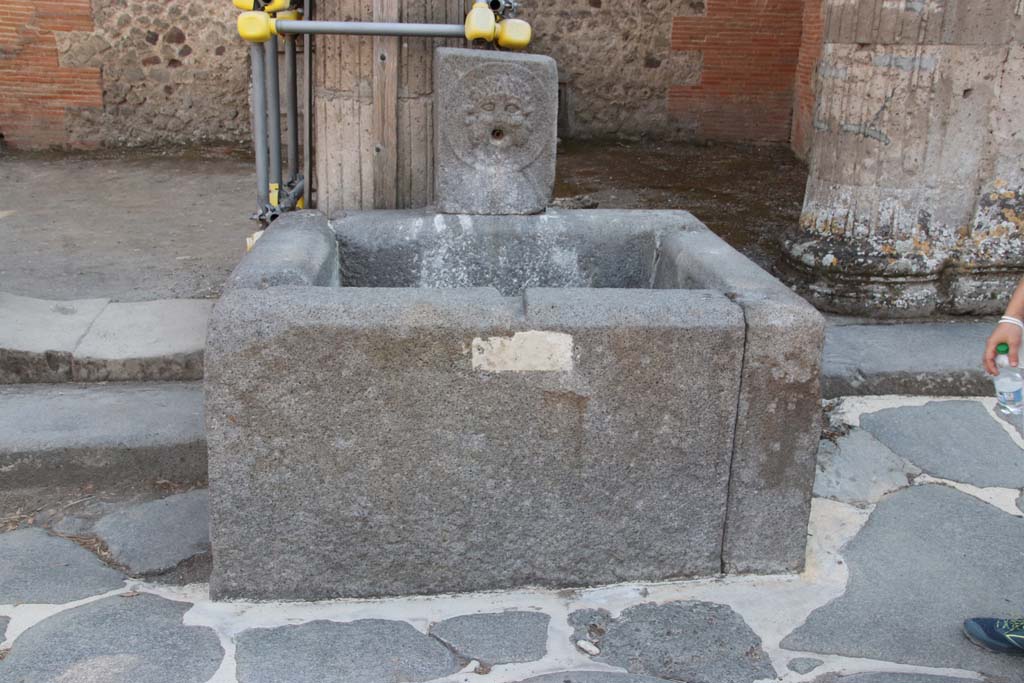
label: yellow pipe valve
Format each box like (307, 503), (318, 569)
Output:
(238, 11), (276, 42)
(262, 0), (291, 13)
(496, 18), (531, 50)
(464, 1), (496, 42)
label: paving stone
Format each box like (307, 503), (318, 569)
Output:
(0, 593), (223, 683)
(782, 485), (1024, 681)
(93, 490), (209, 574)
(430, 611), (549, 665)
(73, 299), (212, 381)
(235, 619), (461, 683)
(1017, 492), (1024, 514)
(813, 431), (920, 505)
(0, 528), (124, 604)
(787, 657), (824, 674)
(513, 674), (670, 683)
(0, 382), (206, 489)
(569, 601), (775, 683)
(0, 615), (8, 641)
(0, 292), (108, 383)
(859, 401), (1024, 488)
(822, 322), (992, 398)
(812, 675), (976, 683)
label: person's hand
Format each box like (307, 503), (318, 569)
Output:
(983, 322), (1023, 375)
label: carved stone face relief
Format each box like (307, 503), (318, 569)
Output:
(452, 63), (547, 171)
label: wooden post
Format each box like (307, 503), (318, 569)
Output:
(314, 0), (471, 214)
(372, 0), (399, 209)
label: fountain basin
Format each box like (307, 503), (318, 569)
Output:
(206, 209), (824, 600)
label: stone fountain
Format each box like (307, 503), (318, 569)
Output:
(205, 47), (825, 600)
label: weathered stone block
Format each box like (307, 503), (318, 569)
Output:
(434, 48), (558, 215)
(207, 209), (823, 599)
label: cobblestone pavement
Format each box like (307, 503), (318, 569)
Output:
(1, 395), (1022, 683)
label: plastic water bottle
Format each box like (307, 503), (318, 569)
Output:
(994, 343), (1024, 414)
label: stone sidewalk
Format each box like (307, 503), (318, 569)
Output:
(2, 395), (1022, 683)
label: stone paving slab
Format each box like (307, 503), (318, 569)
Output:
(782, 484), (1024, 681)
(0, 528), (124, 604)
(0, 382), (206, 489)
(0, 293), (210, 384)
(234, 619), (461, 683)
(72, 299), (211, 382)
(823, 322), (991, 398)
(812, 675), (976, 683)
(788, 657), (824, 674)
(514, 674), (671, 683)
(430, 611), (550, 665)
(93, 490), (209, 575)
(0, 292), (109, 383)
(860, 400), (1024, 488)
(570, 601), (775, 683)
(0, 593), (223, 683)
(813, 430), (920, 506)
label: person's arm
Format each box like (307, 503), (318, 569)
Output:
(983, 276), (1024, 375)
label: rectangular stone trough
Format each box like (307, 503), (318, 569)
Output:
(206, 209), (824, 600)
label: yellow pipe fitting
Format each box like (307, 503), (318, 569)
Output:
(238, 11), (276, 42)
(232, 0), (256, 11)
(495, 18), (531, 50)
(262, 0), (291, 13)
(464, 1), (496, 42)
(276, 9), (300, 21)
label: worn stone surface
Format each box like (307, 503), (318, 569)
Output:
(335, 209), (696, 294)
(569, 601), (775, 683)
(0, 615), (7, 642)
(0, 594), (223, 683)
(0, 528), (124, 604)
(93, 490), (209, 575)
(430, 611), (549, 665)
(779, 7), (1024, 316)
(787, 657), (824, 674)
(813, 431), (919, 506)
(0, 292), (108, 383)
(235, 619), (460, 683)
(227, 211), (339, 290)
(207, 284), (745, 599)
(860, 401), (1024, 488)
(73, 299), (212, 382)
(0, 382), (206, 489)
(812, 675), (978, 683)
(822, 323), (992, 398)
(782, 485), (1024, 681)
(435, 48), (558, 215)
(658, 227), (824, 574)
(513, 675), (670, 683)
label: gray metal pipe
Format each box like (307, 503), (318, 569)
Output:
(265, 36), (283, 190)
(275, 19), (464, 38)
(303, 0), (313, 208)
(284, 34), (299, 184)
(250, 43), (270, 210)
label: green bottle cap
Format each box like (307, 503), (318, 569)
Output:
(998, 343), (1010, 354)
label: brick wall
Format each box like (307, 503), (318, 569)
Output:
(0, 0), (102, 149)
(669, 0), (805, 142)
(1, 0), (824, 150)
(790, 0), (823, 159)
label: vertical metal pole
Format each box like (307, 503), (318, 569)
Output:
(303, 0), (313, 208)
(265, 35), (283, 190)
(251, 43), (270, 210)
(285, 34), (299, 184)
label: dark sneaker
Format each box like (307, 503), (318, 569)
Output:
(963, 618), (1024, 656)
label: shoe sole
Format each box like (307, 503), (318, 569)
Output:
(963, 627), (1024, 656)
